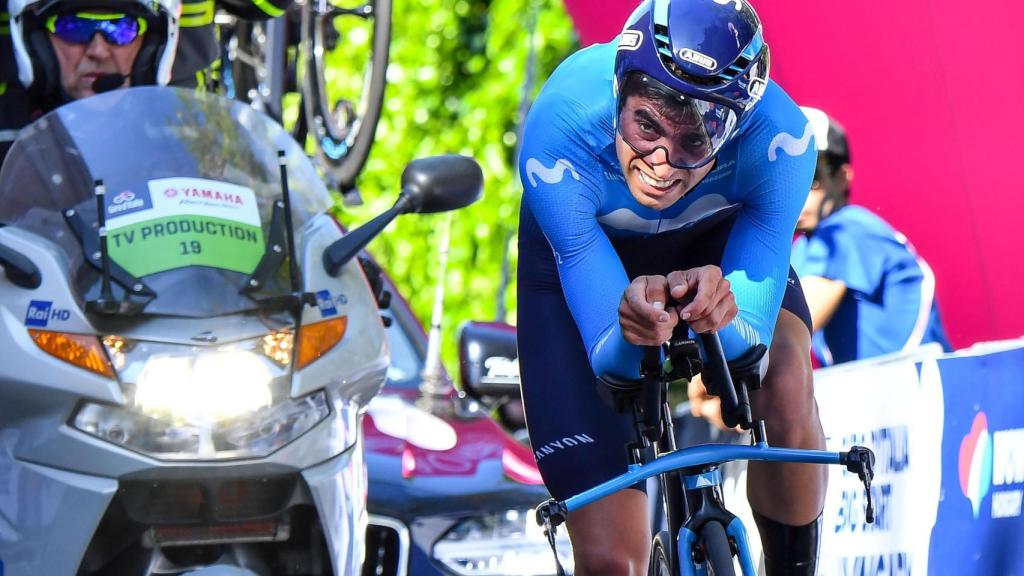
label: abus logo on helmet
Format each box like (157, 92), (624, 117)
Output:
(618, 31), (642, 51)
(678, 48), (717, 71)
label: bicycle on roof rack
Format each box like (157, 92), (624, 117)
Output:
(535, 330), (877, 576)
(220, 0), (391, 204)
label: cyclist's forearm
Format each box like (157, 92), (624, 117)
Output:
(591, 323), (645, 379)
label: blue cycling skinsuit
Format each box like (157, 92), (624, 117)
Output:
(791, 205), (952, 366)
(516, 40), (818, 500)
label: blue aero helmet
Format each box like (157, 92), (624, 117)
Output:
(614, 0), (770, 169)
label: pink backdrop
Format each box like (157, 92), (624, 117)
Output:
(561, 0), (1024, 348)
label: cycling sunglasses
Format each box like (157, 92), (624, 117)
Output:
(616, 74), (739, 169)
(45, 12), (148, 46)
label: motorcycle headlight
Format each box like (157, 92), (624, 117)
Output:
(71, 333), (330, 460)
(432, 509), (574, 576)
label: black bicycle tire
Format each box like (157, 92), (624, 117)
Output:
(701, 521), (736, 576)
(649, 530), (674, 576)
(301, 0), (392, 190)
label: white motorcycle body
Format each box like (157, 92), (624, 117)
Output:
(0, 87), (389, 575)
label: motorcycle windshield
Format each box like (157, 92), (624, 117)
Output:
(0, 87), (333, 317)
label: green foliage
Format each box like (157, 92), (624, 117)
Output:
(326, 0), (577, 375)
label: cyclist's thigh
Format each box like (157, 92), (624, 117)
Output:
(780, 267), (813, 335)
(517, 205), (641, 501)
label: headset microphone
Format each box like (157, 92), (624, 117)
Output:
(92, 73), (127, 94)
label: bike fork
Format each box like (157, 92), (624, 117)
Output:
(674, 470), (758, 576)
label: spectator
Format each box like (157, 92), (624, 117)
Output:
(792, 106), (952, 365)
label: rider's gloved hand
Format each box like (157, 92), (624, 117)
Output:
(619, 275), (681, 345)
(619, 266), (738, 346)
(666, 265), (737, 333)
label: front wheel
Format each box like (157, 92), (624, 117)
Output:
(649, 530), (674, 576)
(699, 521), (736, 576)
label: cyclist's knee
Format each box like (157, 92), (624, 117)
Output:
(570, 521), (649, 575)
(567, 491), (650, 575)
(573, 545), (648, 576)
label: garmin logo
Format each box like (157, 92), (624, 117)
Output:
(618, 31), (643, 51)
(678, 48), (717, 71)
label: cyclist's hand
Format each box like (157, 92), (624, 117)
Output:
(687, 374), (739, 432)
(666, 266), (737, 333)
(620, 275), (680, 345)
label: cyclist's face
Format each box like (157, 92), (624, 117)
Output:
(616, 94), (714, 209)
(48, 14), (143, 100)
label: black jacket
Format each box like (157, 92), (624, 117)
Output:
(172, 0), (293, 89)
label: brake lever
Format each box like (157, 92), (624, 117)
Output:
(535, 499), (569, 576)
(841, 445), (876, 524)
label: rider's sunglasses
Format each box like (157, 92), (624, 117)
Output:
(616, 74), (739, 170)
(45, 12), (147, 46)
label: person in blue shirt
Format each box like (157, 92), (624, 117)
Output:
(792, 107), (952, 365)
(517, 0), (825, 573)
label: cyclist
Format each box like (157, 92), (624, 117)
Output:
(172, 0), (292, 91)
(792, 106), (952, 365)
(2, 0), (179, 162)
(517, 0), (824, 573)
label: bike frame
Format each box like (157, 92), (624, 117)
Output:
(560, 440), (842, 575)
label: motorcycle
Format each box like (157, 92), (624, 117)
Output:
(0, 86), (480, 575)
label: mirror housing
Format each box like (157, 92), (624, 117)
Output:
(324, 155), (483, 276)
(458, 320), (520, 402)
(399, 154), (483, 214)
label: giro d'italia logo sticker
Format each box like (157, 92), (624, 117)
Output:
(105, 177), (265, 277)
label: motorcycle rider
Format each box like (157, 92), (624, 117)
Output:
(2, 0), (180, 161)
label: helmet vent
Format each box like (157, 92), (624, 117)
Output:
(653, 23), (750, 88)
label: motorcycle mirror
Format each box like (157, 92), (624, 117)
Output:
(323, 155), (483, 277)
(398, 155), (483, 214)
(458, 320), (521, 402)
(0, 241), (42, 289)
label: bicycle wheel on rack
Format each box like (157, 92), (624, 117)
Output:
(225, 17), (290, 122)
(649, 530), (674, 576)
(699, 521), (736, 576)
(299, 0), (391, 192)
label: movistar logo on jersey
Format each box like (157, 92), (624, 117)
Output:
(678, 48), (717, 71)
(767, 122), (814, 162)
(524, 158), (580, 188)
